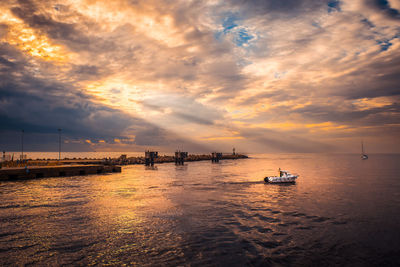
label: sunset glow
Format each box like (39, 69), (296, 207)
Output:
(1, 0), (399, 152)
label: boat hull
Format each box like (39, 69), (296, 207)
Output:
(264, 176), (297, 183)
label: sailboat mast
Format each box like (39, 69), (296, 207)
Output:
(361, 140), (368, 159)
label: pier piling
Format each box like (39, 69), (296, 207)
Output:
(145, 151), (158, 166)
(175, 151), (188, 165)
(211, 152), (223, 163)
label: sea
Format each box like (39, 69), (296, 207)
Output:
(0, 153), (399, 266)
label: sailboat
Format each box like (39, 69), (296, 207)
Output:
(361, 141), (368, 160)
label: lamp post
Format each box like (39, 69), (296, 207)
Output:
(21, 129), (24, 161)
(58, 128), (62, 161)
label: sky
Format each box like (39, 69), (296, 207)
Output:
(0, 0), (399, 153)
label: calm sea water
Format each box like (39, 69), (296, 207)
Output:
(0, 154), (399, 266)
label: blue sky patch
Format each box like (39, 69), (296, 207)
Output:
(376, 0), (400, 16)
(377, 40), (392, 51)
(235, 28), (254, 46)
(377, 0), (389, 8)
(377, 35), (399, 51)
(327, 0), (341, 13)
(216, 14), (256, 47)
(222, 14), (239, 33)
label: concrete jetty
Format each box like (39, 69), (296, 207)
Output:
(1, 153), (247, 167)
(0, 152), (248, 180)
(0, 165), (121, 181)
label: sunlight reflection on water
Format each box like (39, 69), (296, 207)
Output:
(0, 154), (399, 265)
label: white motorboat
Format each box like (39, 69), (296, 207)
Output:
(264, 169), (298, 183)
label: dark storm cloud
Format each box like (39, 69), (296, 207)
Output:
(0, 70), (132, 139)
(0, 43), (165, 147)
(0, 41), (211, 151)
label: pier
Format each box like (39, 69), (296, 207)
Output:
(0, 152), (248, 180)
(0, 153), (248, 168)
(0, 165), (121, 181)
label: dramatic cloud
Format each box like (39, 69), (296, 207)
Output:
(0, 0), (399, 153)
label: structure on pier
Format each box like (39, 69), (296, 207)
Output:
(145, 151), (158, 166)
(211, 152), (223, 163)
(175, 151), (188, 165)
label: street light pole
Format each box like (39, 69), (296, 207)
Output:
(58, 128), (62, 161)
(21, 129), (24, 161)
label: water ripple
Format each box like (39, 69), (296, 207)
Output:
(0, 154), (399, 266)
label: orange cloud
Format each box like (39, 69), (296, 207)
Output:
(0, 11), (70, 62)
